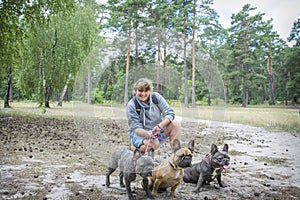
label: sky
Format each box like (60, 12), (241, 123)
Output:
(213, 0), (300, 42)
(96, 0), (300, 42)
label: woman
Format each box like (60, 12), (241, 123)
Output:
(126, 78), (181, 153)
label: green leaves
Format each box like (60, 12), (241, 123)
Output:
(1, 0), (299, 107)
(288, 18), (300, 46)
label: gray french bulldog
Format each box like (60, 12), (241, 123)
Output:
(183, 144), (230, 193)
(106, 147), (155, 200)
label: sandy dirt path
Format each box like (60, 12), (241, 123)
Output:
(0, 114), (299, 200)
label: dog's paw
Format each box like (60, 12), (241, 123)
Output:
(157, 187), (167, 193)
(220, 183), (228, 188)
(214, 183), (226, 189)
(147, 193), (155, 199)
(105, 179), (110, 187)
(193, 189), (200, 193)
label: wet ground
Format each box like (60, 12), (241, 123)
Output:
(0, 114), (299, 200)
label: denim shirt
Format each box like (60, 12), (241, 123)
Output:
(126, 92), (175, 134)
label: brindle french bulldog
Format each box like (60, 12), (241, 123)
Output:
(106, 148), (155, 200)
(183, 144), (230, 193)
(147, 139), (194, 198)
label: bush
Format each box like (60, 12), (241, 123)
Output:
(92, 88), (104, 104)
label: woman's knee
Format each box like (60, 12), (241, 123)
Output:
(171, 120), (181, 130)
(167, 120), (181, 141)
(166, 120), (180, 133)
(142, 139), (159, 151)
(151, 141), (160, 150)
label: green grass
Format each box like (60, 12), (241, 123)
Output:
(0, 101), (299, 133)
(256, 157), (287, 165)
(229, 150), (247, 156)
(176, 105), (300, 133)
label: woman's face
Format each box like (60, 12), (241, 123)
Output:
(136, 89), (150, 103)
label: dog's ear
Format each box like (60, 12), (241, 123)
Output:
(210, 144), (218, 155)
(148, 148), (154, 159)
(188, 140), (195, 153)
(133, 148), (142, 161)
(222, 144), (229, 153)
(172, 139), (181, 153)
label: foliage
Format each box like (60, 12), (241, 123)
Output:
(92, 88), (104, 104)
(1, 0), (299, 108)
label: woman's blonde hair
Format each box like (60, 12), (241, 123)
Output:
(133, 78), (153, 94)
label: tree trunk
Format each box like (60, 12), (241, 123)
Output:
(134, 27), (139, 83)
(183, 28), (188, 107)
(207, 59), (212, 106)
(242, 84), (248, 107)
(67, 89), (71, 102)
(82, 80), (86, 103)
(191, 25), (196, 108)
(260, 84), (265, 104)
(163, 41), (167, 97)
(223, 79), (229, 104)
(267, 56), (275, 105)
(242, 26), (249, 107)
(124, 24), (131, 105)
(45, 30), (57, 108)
(292, 95), (297, 105)
(191, 0), (196, 108)
(156, 29), (161, 92)
(45, 79), (52, 108)
(246, 88), (249, 105)
(17, 89), (20, 102)
(87, 72), (92, 104)
(242, 84), (246, 107)
(38, 49), (44, 107)
(57, 74), (72, 106)
(9, 76), (13, 102)
(4, 66), (12, 108)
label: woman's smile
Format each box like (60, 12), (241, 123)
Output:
(137, 90), (150, 103)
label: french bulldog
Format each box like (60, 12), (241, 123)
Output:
(183, 144), (230, 193)
(106, 147), (155, 200)
(147, 139), (194, 198)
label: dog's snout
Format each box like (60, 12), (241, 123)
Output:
(141, 171), (152, 177)
(178, 156), (192, 168)
(223, 156), (230, 163)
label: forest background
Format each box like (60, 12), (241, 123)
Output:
(1, 0), (299, 110)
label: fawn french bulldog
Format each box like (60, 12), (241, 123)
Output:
(147, 139), (194, 198)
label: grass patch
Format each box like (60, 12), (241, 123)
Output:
(1, 101), (299, 133)
(256, 157), (287, 165)
(229, 150), (247, 156)
(175, 106), (300, 133)
(65, 159), (78, 165)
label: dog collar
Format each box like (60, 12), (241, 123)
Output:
(205, 154), (213, 167)
(169, 161), (176, 169)
(169, 161), (184, 170)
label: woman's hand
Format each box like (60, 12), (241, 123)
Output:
(145, 131), (152, 139)
(152, 125), (162, 136)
